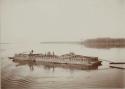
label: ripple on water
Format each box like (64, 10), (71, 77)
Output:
(1, 62), (36, 89)
(2, 76), (36, 89)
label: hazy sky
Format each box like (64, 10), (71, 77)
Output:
(1, 0), (125, 43)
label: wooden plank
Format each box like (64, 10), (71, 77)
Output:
(110, 66), (125, 69)
(110, 62), (125, 64)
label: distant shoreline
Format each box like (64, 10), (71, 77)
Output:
(0, 43), (10, 44)
(82, 38), (125, 49)
(40, 38), (125, 49)
(40, 41), (81, 44)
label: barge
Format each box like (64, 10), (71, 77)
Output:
(9, 50), (102, 66)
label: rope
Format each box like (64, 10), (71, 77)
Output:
(99, 59), (114, 63)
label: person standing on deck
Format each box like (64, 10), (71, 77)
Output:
(29, 50), (34, 56)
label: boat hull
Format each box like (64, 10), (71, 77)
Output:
(11, 57), (102, 67)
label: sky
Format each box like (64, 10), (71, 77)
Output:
(1, 0), (125, 43)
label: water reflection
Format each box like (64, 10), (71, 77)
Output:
(12, 59), (100, 71)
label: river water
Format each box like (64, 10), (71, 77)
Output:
(1, 43), (125, 89)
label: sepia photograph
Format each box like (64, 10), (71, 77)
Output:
(1, 0), (125, 89)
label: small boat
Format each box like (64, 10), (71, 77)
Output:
(9, 50), (102, 66)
